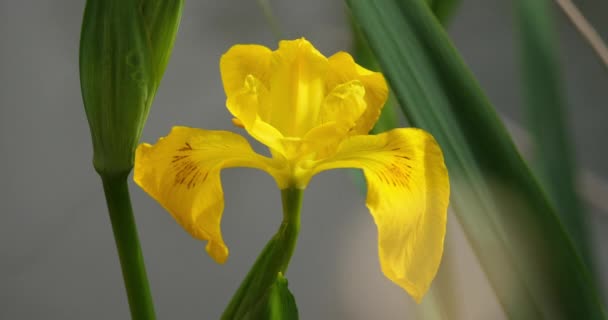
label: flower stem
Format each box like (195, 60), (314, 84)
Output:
(101, 173), (156, 320)
(221, 187), (303, 320)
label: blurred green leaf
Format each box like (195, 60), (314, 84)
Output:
(351, 24), (400, 133)
(353, 0), (461, 134)
(347, 0), (605, 319)
(353, 4), (461, 318)
(515, 0), (593, 270)
(425, 0), (460, 25)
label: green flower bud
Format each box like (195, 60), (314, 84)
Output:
(80, 0), (183, 176)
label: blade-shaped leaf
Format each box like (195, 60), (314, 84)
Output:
(425, 0), (460, 25)
(515, 0), (593, 269)
(353, 3), (462, 319)
(347, 0), (605, 319)
(351, 21), (400, 133)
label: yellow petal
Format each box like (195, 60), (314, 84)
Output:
(220, 44), (272, 98)
(267, 38), (328, 136)
(134, 126), (277, 263)
(225, 75), (286, 155)
(327, 52), (388, 134)
(311, 128), (449, 302)
(221, 39), (330, 138)
(301, 80), (367, 158)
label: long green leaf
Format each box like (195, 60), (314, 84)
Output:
(515, 0), (593, 269)
(425, 0), (460, 25)
(346, 1), (605, 319)
(353, 3), (462, 319)
(351, 20), (400, 133)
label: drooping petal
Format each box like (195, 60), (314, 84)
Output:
(220, 44), (272, 98)
(310, 128), (449, 302)
(134, 126), (278, 263)
(327, 52), (388, 134)
(267, 38), (328, 137)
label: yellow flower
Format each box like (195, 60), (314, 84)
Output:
(134, 38), (449, 302)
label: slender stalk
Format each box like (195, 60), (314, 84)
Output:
(256, 0), (283, 40)
(555, 0), (608, 70)
(101, 173), (156, 320)
(222, 187), (303, 320)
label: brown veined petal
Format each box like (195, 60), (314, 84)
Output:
(220, 44), (272, 98)
(134, 126), (278, 263)
(310, 128), (449, 302)
(327, 51), (388, 134)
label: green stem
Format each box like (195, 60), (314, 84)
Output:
(221, 187), (303, 320)
(101, 173), (156, 320)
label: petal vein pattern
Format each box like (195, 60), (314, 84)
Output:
(311, 128), (450, 301)
(135, 38), (449, 302)
(134, 126), (277, 263)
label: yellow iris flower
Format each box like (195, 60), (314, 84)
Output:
(134, 38), (449, 302)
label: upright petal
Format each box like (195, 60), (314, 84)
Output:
(225, 75), (287, 156)
(134, 126), (277, 263)
(220, 39), (331, 155)
(220, 44), (272, 97)
(301, 80), (367, 158)
(267, 38), (328, 136)
(311, 128), (449, 302)
(327, 52), (388, 134)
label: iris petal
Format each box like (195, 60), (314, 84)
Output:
(327, 52), (389, 134)
(220, 39), (388, 153)
(220, 44), (272, 97)
(268, 39), (328, 136)
(225, 75), (286, 156)
(136, 39), (448, 304)
(302, 80), (367, 158)
(311, 128), (450, 301)
(134, 126), (278, 263)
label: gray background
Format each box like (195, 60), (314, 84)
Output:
(1, 0), (607, 319)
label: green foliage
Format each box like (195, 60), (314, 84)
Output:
(425, 0), (460, 25)
(243, 274), (299, 320)
(222, 189), (303, 320)
(79, 2), (184, 319)
(101, 175), (156, 319)
(351, 22), (400, 134)
(515, 0), (593, 269)
(347, 0), (605, 319)
(80, 0), (183, 175)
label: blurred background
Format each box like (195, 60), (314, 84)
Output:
(1, 0), (607, 319)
